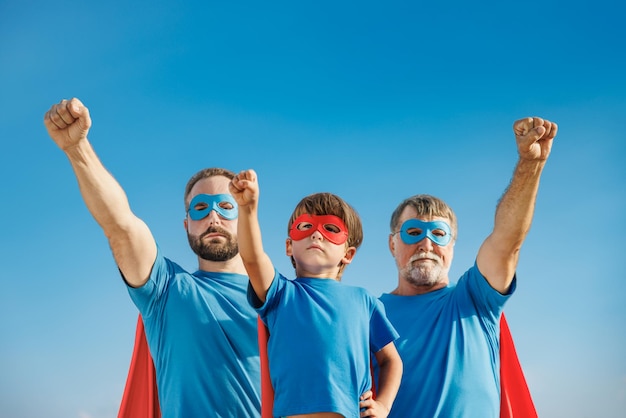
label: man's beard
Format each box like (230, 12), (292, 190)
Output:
(400, 252), (447, 288)
(187, 226), (239, 262)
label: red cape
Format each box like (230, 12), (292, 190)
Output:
(499, 314), (538, 418)
(117, 314), (536, 418)
(117, 316), (161, 418)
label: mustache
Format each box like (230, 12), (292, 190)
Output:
(409, 252), (441, 264)
(200, 226), (231, 239)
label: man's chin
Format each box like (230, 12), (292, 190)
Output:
(404, 267), (443, 286)
(411, 278), (438, 287)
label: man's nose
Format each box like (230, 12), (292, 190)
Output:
(415, 236), (434, 252)
(205, 209), (222, 225)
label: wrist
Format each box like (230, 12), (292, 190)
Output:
(63, 138), (94, 163)
(515, 158), (545, 176)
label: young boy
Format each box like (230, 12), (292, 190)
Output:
(230, 169), (402, 418)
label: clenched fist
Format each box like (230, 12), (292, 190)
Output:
(229, 169), (260, 209)
(513, 116), (558, 161)
(43, 98), (92, 151)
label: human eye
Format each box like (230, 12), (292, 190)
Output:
(193, 202), (209, 211)
(406, 228), (423, 236)
(218, 201), (234, 210)
(432, 229), (447, 237)
(323, 224), (341, 234)
(297, 222), (313, 231)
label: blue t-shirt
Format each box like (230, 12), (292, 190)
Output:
(127, 249), (261, 418)
(377, 263), (514, 418)
(250, 271), (399, 418)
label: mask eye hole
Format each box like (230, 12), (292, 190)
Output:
(296, 222), (313, 231)
(406, 228), (423, 236)
(323, 223), (341, 234)
(218, 201), (235, 210)
(432, 229), (447, 238)
(193, 202), (208, 211)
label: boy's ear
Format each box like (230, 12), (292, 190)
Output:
(341, 246), (357, 265)
(286, 238), (298, 269)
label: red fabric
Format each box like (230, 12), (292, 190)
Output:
(118, 313), (536, 418)
(500, 313), (538, 418)
(118, 315), (161, 418)
(258, 313), (537, 418)
(258, 317), (274, 418)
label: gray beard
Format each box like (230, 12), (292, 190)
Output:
(400, 255), (447, 288)
(187, 227), (239, 262)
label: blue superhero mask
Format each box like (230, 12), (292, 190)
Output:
(397, 219), (452, 246)
(187, 194), (238, 221)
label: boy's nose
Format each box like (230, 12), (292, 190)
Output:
(310, 229), (324, 240)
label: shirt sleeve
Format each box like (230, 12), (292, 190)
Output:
(462, 261), (516, 324)
(247, 269), (284, 314)
(369, 296), (400, 353)
(126, 246), (178, 318)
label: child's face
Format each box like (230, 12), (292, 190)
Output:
(286, 214), (356, 279)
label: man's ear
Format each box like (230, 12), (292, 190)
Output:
(341, 246), (357, 265)
(184, 218), (188, 231)
(285, 238), (292, 257)
(388, 234), (395, 255)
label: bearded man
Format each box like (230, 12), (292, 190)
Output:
(44, 98), (261, 417)
(376, 116), (557, 417)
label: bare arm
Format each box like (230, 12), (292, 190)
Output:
(360, 342), (402, 417)
(229, 169), (275, 302)
(43, 98), (156, 287)
(476, 117), (558, 293)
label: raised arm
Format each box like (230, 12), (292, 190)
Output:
(476, 117), (558, 294)
(43, 98), (156, 287)
(229, 169), (275, 302)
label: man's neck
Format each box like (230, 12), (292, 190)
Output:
(198, 255), (248, 275)
(391, 279), (448, 296)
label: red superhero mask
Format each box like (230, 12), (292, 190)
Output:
(288, 214), (349, 245)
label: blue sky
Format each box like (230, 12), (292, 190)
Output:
(1, 1), (624, 417)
